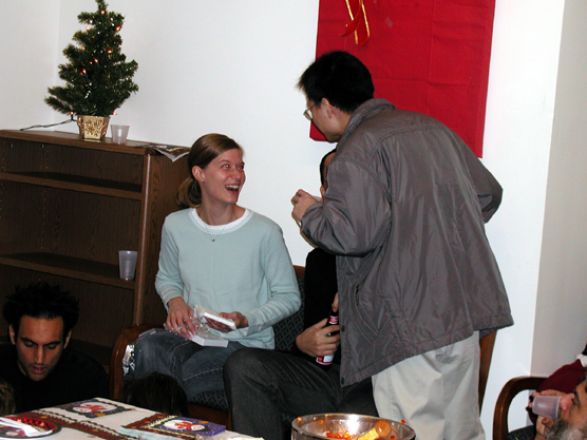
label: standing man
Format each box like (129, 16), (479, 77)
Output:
(1, 283), (108, 411)
(291, 51), (513, 440)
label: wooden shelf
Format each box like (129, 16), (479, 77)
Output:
(0, 130), (185, 363)
(0, 252), (134, 289)
(0, 171), (142, 199)
(0, 129), (151, 155)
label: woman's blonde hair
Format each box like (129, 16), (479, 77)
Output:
(176, 133), (243, 208)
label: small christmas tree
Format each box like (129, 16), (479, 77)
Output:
(46, 0), (138, 117)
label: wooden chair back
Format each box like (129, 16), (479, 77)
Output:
(492, 375), (546, 440)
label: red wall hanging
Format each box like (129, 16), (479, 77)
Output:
(312, 0), (496, 157)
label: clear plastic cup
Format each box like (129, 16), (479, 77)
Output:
(111, 124), (130, 144)
(532, 395), (560, 419)
(118, 250), (137, 280)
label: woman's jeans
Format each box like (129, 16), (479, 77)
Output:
(132, 328), (244, 401)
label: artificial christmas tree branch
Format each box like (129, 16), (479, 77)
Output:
(46, 0), (138, 117)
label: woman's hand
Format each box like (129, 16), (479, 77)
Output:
(295, 318), (340, 357)
(165, 297), (197, 338)
(206, 311), (248, 333)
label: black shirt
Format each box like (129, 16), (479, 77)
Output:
(0, 345), (108, 412)
(304, 247), (338, 328)
(299, 247), (341, 365)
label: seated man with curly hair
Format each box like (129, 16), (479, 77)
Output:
(0, 283), (108, 411)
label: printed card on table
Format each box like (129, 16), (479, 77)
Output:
(123, 413), (225, 438)
(57, 399), (130, 419)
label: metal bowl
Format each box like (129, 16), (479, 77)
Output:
(291, 413), (415, 440)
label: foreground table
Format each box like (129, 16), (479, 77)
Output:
(4, 398), (256, 439)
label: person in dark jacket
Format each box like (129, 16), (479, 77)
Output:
(0, 283), (108, 411)
(291, 51), (513, 440)
(224, 149), (377, 440)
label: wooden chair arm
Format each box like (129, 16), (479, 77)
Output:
(109, 324), (160, 400)
(294, 265), (305, 281)
(492, 375), (546, 440)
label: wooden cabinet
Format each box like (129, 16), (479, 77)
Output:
(0, 130), (188, 367)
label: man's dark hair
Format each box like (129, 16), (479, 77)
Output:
(319, 149), (336, 187)
(298, 51), (374, 113)
(2, 282), (79, 338)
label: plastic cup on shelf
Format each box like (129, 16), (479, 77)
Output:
(111, 124), (130, 144)
(118, 250), (137, 280)
(532, 395), (561, 419)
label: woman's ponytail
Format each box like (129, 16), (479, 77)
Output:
(176, 177), (201, 208)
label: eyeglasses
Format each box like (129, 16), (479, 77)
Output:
(303, 104), (314, 121)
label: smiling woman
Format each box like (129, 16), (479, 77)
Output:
(176, 134), (245, 212)
(193, 148), (246, 215)
(129, 132), (301, 404)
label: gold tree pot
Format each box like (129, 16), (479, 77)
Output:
(77, 115), (110, 140)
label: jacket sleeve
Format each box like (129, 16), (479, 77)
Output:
(301, 157), (392, 256)
(459, 142), (503, 222)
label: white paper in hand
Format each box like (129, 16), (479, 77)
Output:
(196, 306), (237, 330)
(190, 327), (228, 348)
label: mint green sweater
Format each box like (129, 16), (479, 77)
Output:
(155, 208), (301, 349)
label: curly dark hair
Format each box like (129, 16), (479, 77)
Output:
(3, 282), (79, 338)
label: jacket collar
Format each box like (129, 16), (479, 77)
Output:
(337, 98), (396, 151)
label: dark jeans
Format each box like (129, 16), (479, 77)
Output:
(223, 347), (377, 440)
(133, 328), (243, 401)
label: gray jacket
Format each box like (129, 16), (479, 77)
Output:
(301, 99), (513, 386)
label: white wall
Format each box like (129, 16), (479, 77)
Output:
(480, 0), (565, 432)
(533, 0), (587, 372)
(1, 1), (585, 437)
(56, 0), (326, 261)
(0, 1), (60, 128)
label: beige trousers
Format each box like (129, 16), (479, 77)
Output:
(372, 331), (485, 440)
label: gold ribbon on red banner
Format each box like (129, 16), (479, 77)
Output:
(341, 0), (371, 46)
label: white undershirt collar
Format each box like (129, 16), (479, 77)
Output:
(190, 208), (251, 235)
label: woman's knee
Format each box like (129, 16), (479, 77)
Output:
(135, 331), (183, 369)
